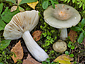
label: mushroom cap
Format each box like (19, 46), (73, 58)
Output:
(3, 10), (39, 40)
(53, 40), (67, 53)
(44, 4), (81, 28)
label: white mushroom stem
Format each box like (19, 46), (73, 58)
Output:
(59, 28), (68, 40)
(22, 31), (49, 62)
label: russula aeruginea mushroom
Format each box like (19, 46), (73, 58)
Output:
(3, 10), (49, 62)
(53, 40), (67, 53)
(44, 4), (81, 40)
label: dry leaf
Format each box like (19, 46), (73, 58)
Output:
(23, 54), (41, 64)
(11, 41), (23, 63)
(19, 6), (25, 12)
(32, 30), (42, 41)
(27, 1), (38, 9)
(68, 30), (77, 43)
(54, 54), (74, 64)
(11, 0), (25, 12)
(11, 6), (17, 12)
(18, 0), (22, 5)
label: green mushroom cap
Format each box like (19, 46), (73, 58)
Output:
(44, 4), (81, 28)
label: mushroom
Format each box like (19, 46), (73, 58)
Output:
(43, 4), (81, 40)
(53, 40), (67, 53)
(3, 10), (49, 62)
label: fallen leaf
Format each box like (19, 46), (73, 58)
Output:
(11, 41), (23, 63)
(32, 30), (42, 41)
(11, 6), (17, 12)
(18, 0), (22, 5)
(11, 0), (25, 12)
(27, 1), (38, 9)
(54, 54), (74, 64)
(19, 6), (25, 12)
(68, 30), (77, 43)
(23, 54), (41, 64)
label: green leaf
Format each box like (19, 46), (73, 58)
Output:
(78, 32), (84, 44)
(64, 0), (67, 2)
(81, 0), (85, 3)
(65, 51), (69, 55)
(81, 18), (85, 28)
(73, 61), (77, 64)
(1, 7), (19, 23)
(83, 11), (85, 18)
(0, 57), (3, 62)
(42, 61), (47, 64)
(46, 58), (50, 62)
(19, 0), (38, 5)
(83, 4), (85, 10)
(0, 20), (6, 30)
(0, 27), (3, 31)
(47, 36), (51, 39)
(50, 0), (55, 8)
(71, 46), (75, 49)
(71, 27), (82, 31)
(0, 3), (3, 14)
(54, 1), (59, 4)
(6, 0), (16, 4)
(68, 43), (71, 48)
(0, 63), (4, 64)
(0, 20), (6, 27)
(84, 31), (85, 37)
(42, 1), (48, 9)
(67, 0), (70, 3)
(79, 2), (82, 8)
(0, 40), (11, 50)
(72, 0), (75, 3)
(69, 54), (74, 57)
(69, 41), (72, 44)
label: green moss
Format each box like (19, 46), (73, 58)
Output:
(0, 0), (85, 63)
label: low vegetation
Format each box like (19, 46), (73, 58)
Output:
(0, 0), (85, 64)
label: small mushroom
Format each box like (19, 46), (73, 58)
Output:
(3, 10), (49, 62)
(43, 4), (81, 40)
(53, 40), (67, 53)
